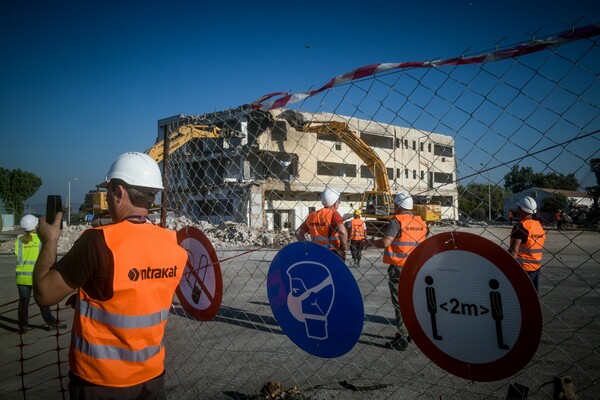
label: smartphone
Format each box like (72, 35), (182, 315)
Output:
(46, 195), (63, 229)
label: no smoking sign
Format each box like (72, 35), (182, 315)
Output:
(400, 232), (542, 381)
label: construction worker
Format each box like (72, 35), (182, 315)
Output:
(348, 209), (367, 267)
(295, 187), (348, 260)
(508, 196), (546, 292)
(508, 210), (514, 224)
(555, 209), (563, 230)
(367, 192), (427, 350)
(15, 214), (67, 333)
(33, 152), (188, 399)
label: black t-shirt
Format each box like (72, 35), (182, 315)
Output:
(510, 220), (530, 244)
(53, 229), (115, 301)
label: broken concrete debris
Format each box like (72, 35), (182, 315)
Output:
(0, 216), (295, 254)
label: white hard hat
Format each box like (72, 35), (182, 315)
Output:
(321, 187), (340, 207)
(516, 196), (537, 214)
(97, 152), (163, 191)
(393, 192), (413, 210)
(20, 214), (39, 231)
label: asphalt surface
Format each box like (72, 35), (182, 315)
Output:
(0, 225), (598, 399)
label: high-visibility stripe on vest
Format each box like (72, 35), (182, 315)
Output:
(383, 213), (427, 267)
(14, 234), (41, 286)
(305, 208), (341, 250)
(350, 218), (366, 241)
(516, 218), (546, 271)
(70, 221), (187, 387)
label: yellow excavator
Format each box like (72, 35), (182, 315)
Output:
(85, 123), (240, 218)
(295, 120), (394, 220)
(278, 112), (441, 233)
(146, 123), (242, 162)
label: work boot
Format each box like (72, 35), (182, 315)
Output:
(43, 320), (67, 331)
(385, 334), (408, 351)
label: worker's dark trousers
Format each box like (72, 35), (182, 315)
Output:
(17, 284), (55, 328)
(388, 265), (408, 337)
(350, 240), (363, 262)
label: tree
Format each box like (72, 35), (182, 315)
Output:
(588, 158), (600, 209)
(541, 192), (568, 214)
(591, 158), (600, 184)
(504, 166), (535, 193)
(535, 172), (578, 191)
(0, 167), (42, 219)
(584, 158), (600, 228)
(458, 183), (510, 220)
(504, 166), (579, 193)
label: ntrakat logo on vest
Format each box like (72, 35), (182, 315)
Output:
(128, 266), (178, 282)
(308, 221), (327, 227)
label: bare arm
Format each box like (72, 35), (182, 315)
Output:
(335, 223), (348, 251)
(295, 225), (308, 242)
(33, 212), (77, 306)
(508, 237), (521, 258)
(369, 235), (393, 249)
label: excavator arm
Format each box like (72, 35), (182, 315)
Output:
(146, 124), (239, 162)
(302, 121), (391, 194)
(297, 118), (441, 225)
(297, 120), (394, 225)
(86, 123), (236, 219)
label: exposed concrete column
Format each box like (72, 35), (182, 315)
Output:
(248, 184), (264, 229)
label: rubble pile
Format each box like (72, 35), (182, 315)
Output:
(0, 215), (296, 254)
(203, 222), (295, 248)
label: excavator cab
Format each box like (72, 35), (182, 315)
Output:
(360, 190), (394, 236)
(361, 191), (393, 218)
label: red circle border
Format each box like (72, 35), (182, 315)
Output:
(176, 226), (223, 321)
(399, 231), (542, 382)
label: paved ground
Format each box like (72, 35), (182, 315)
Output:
(0, 225), (598, 399)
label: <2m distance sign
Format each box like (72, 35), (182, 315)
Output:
(400, 231), (542, 381)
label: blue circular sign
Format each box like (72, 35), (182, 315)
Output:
(267, 242), (364, 358)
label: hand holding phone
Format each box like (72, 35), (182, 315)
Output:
(46, 195), (63, 230)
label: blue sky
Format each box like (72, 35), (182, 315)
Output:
(1, 0), (599, 214)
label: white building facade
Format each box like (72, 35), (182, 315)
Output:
(157, 108), (459, 231)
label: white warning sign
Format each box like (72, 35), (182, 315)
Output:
(400, 232), (541, 381)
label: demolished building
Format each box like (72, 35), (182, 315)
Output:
(156, 108), (459, 231)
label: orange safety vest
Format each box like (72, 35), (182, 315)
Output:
(15, 234), (41, 286)
(70, 221), (188, 387)
(383, 213), (427, 267)
(350, 218), (366, 241)
(305, 208), (341, 250)
(516, 218), (546, 271)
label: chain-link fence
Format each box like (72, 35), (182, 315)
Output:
(3, 23), (599, 399)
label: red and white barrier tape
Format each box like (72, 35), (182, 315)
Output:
(250, 23), (600, 112)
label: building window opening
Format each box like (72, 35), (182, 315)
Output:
(434, 144), (453, 157)
(317, 161), (356, 177)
